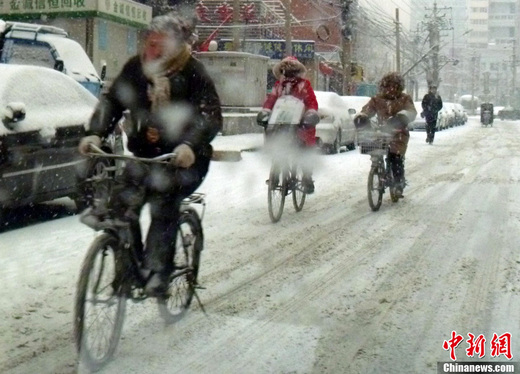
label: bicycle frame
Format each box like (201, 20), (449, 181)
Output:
(75, 144), (207, 371)
(81, 145), (206, 296)
(371, 153), (393, 189)
(265, 123), (308, 223)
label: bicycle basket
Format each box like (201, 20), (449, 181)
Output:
(358, 130), (391, 155)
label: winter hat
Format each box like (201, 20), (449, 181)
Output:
(379, 71), (405, 94)
(146, 13), (198, 46)
(273, 56), (306, 79)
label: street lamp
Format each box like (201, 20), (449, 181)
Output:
(438, 57), (459, 71)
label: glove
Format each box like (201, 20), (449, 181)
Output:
(78, 135), (101, 155)
(353, 113), (369, 129)
(395, 112), (410, 125)
(301, 109), (320, 127)
(172, 143), (195, 168)
(420, 111), (425, 118)
(387, 113), (409, 131)
(256, 109), (271, 127)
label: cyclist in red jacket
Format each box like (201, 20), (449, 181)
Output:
(257, 56), (319, 193)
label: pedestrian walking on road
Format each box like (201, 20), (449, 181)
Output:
(421, 84), (443, 144)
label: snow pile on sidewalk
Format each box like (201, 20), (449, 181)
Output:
(211, 133), (264, 153)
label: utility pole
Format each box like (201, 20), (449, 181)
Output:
(395, 8), (400, 72)
(424, 1), (451, 87)
(512, 41), (517, 107)
(483, 71), (490, 102)
(282, 0), (292, 57)
(232, 0), (240, 51)
(470, 53), (480, 114)
(341, 0), (354, 95)
(410, 25), (421, 100)
(496, 63), (500, 103)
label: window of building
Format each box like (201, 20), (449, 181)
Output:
(98, 20), (108, 51)
(127, 29), (137, 55)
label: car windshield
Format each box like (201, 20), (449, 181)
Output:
(1, 40), (55, 69)
(38, 35), (99, 79)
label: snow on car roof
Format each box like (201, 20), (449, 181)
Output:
(36, 34), (100, 80)
(0, 65), (97, 136)
(314, 91), (347, 116)
(340, 95), (370, 112)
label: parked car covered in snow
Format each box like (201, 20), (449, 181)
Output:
(410, 101), (426, 131)
(314, 91), (356, 154)
(340, 95), (371, 115)
(497, 106), (520, 120)
(437, 103), (455, 130)
(0, 65), (114, 219)
(0, 20), (106, 98)
(453, 103), (467, 125)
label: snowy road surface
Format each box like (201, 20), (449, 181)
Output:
(1, 117), (519, 373)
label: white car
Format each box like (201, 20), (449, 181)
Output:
(0, 20), (105, 97)
(410, 101), (426, 131)
(314, 91), (356, 154)
(0, 64), (115, 218)
(340, 95), (371, 115)
(452, 103), (467, 125)
(437, 104), (453, 130)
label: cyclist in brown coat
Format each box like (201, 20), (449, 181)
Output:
(354, 72), (417, 197)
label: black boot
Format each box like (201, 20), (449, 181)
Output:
(302, 175), (315, 194)
(144, 271), (170, 297)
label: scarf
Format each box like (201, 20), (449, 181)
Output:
(142, 44), (192, 112)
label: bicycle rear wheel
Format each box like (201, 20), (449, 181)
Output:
(157, 208), (203, 324)
(268, 164), (288, 223)
(291, 164), (306, 212)
(74, 233), (126, 372)
(367, 165), (383, 211)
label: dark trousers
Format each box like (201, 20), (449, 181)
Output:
(426, 119), (437, 142)
(113, 157), (208, 275)
(387, 152), (405, 188)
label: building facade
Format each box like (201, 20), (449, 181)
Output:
(466, 0), (520, 105)
(0, 0), (152, 81)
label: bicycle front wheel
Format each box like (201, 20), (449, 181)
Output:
(158, 208), (203, 324)
(291, 164), (306, 212)
(74, 233), (126, 372)
(367, 165), (383, 211)
(268, 164), (287, 223)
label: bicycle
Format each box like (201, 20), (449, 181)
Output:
(74, 145), (205, 372)
(266, 123), (308, 223)
(359, 129), (403, 211)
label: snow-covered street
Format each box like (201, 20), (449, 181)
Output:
(1, 117), (520, 373)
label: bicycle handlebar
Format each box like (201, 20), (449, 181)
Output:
(86, 144), (177, 164)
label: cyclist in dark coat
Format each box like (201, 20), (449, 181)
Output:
(421, 84), (443, 144)
(78, 13), (222, 295)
